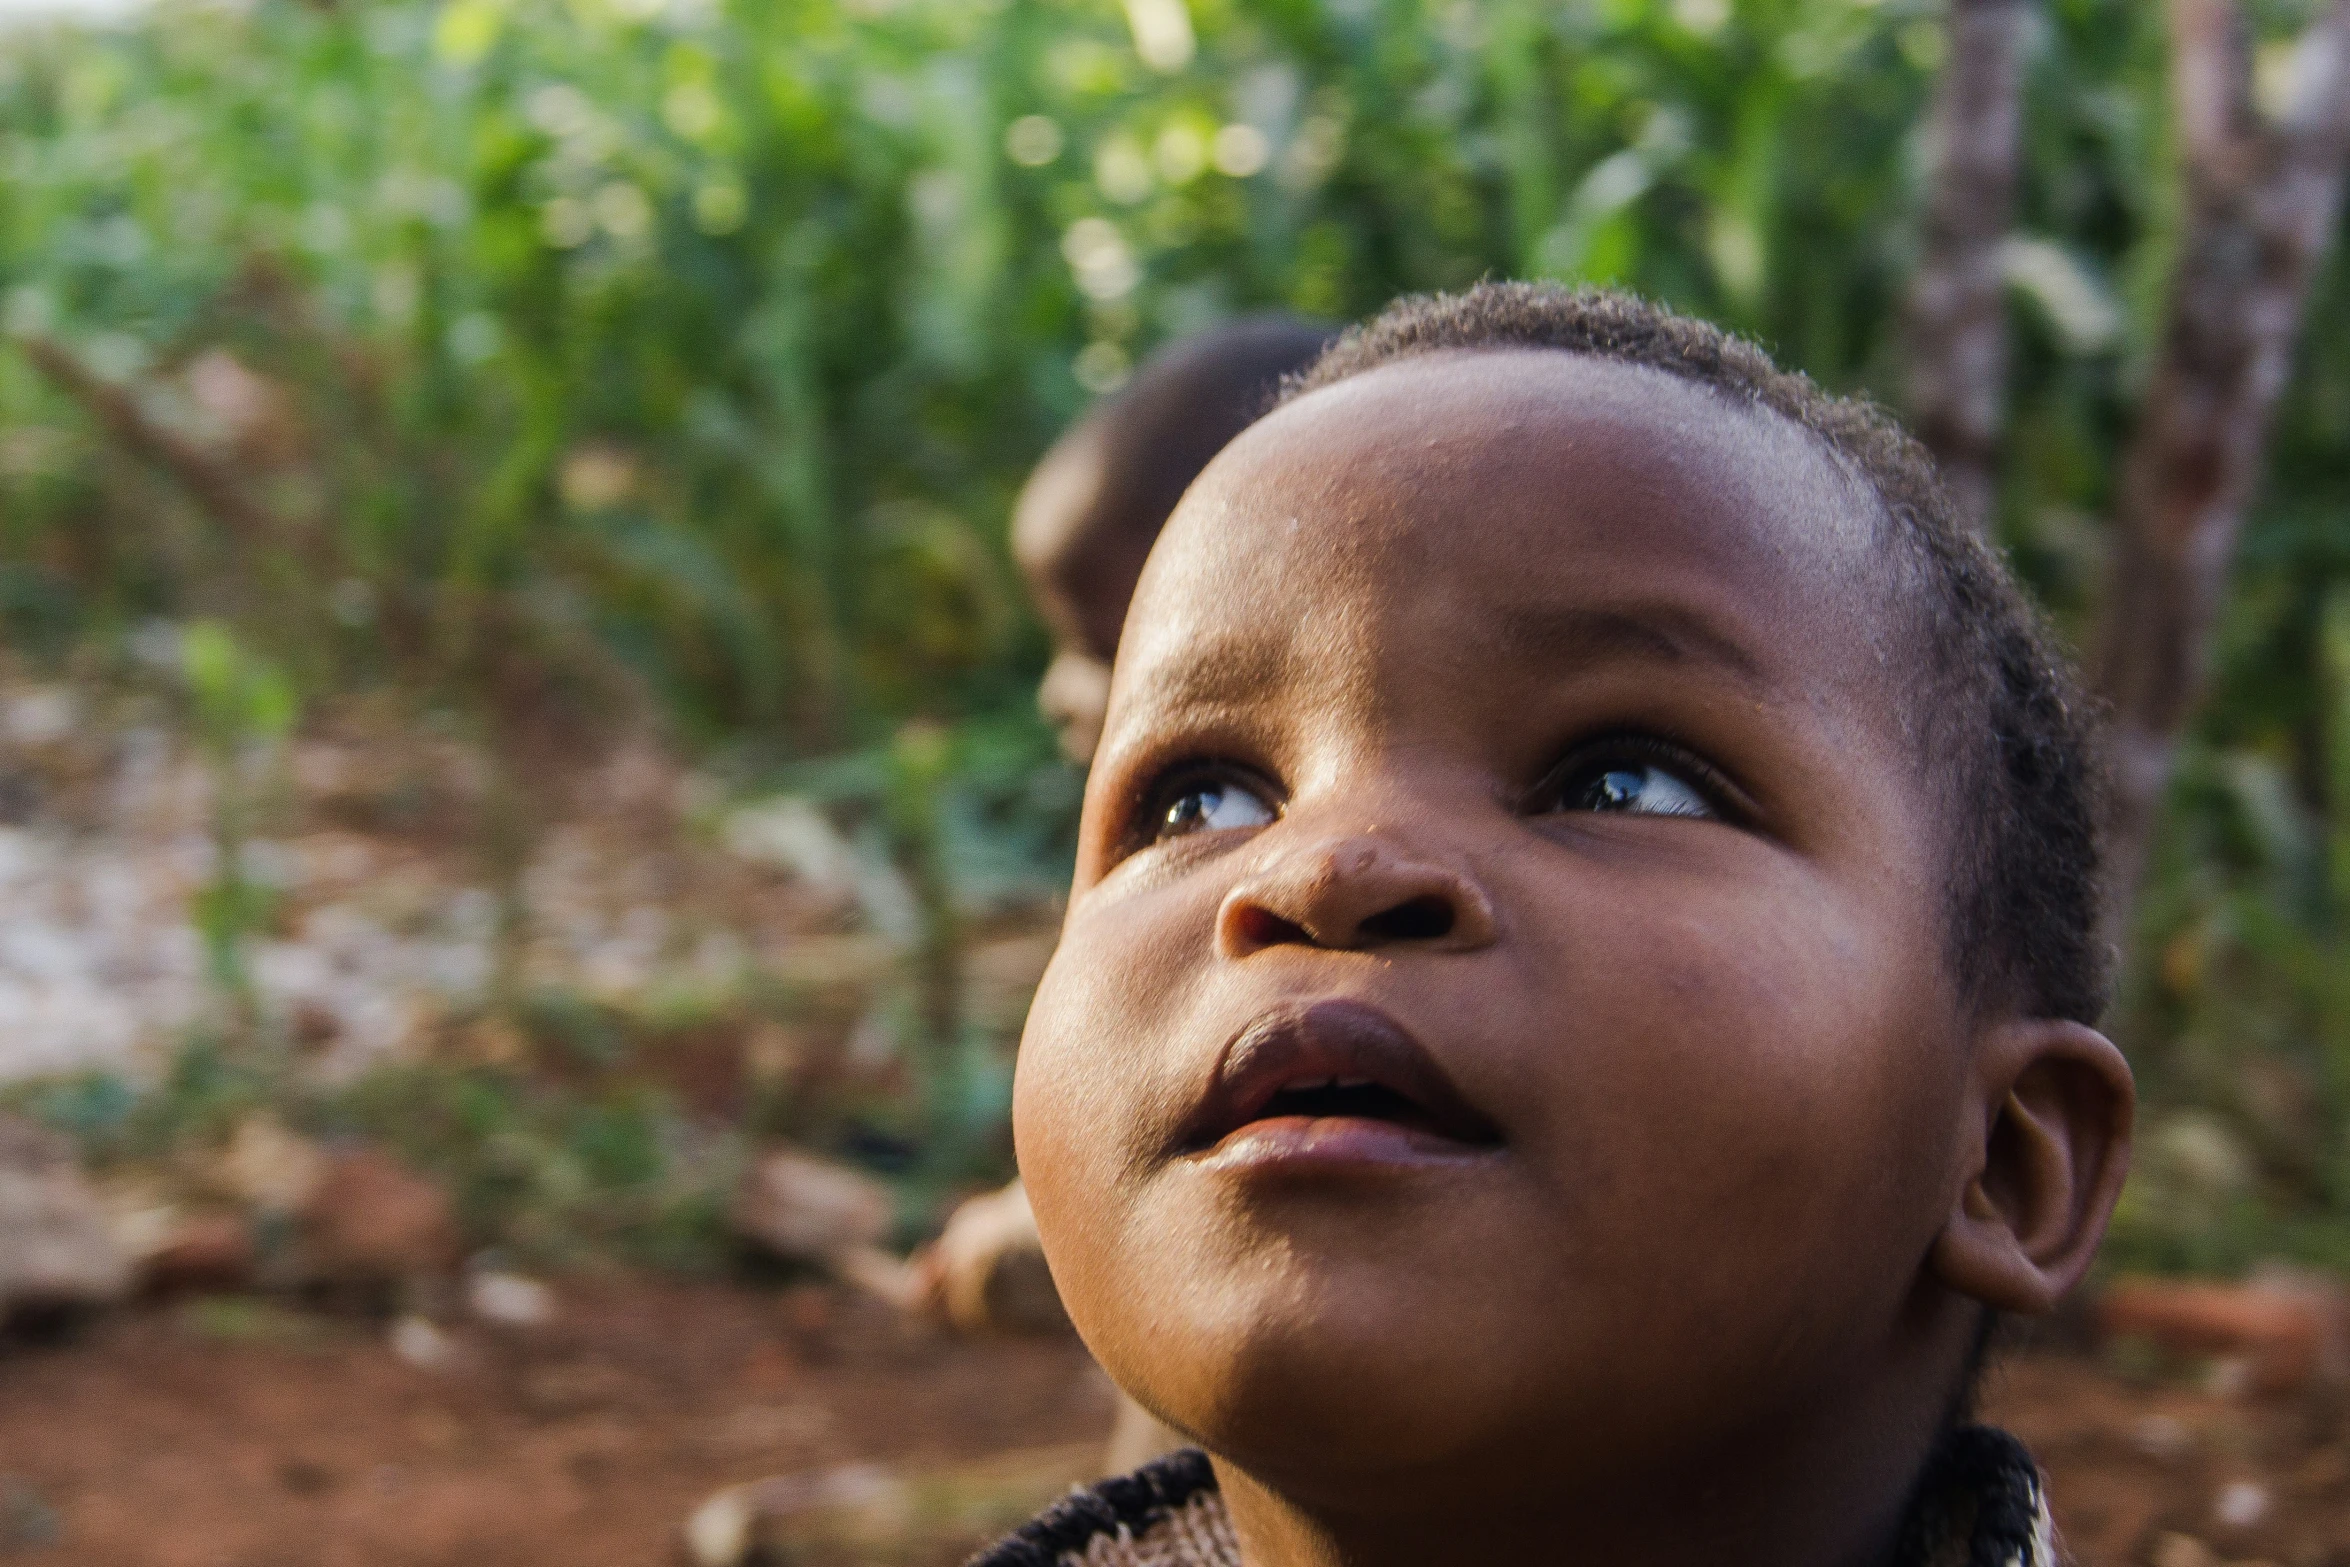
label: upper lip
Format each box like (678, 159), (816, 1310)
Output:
(1180, 998), (1503, 1152)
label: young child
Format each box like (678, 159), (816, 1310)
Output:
(980, 284), (2134, 1567)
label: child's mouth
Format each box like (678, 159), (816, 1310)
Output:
(1180, 998), (1503, 1167)
(1254, 1078), (1443, 1132)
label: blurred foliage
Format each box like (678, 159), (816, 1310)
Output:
(12, 1009), (757, 1270)
(179, 619), (299, 1006)
(0, 0), (2347, 1270)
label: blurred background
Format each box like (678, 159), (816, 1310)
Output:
(0, 0), (2347, 1561)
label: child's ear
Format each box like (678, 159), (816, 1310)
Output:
(1929, 1018), (2135, 1314)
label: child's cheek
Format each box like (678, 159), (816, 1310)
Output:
(1503, 861), (1965, 1331)
(1013, 872), (1222, 1257)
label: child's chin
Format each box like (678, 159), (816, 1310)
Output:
(1087, 1263), (1800, 1500)
(1102, 1299), (1553, 1482)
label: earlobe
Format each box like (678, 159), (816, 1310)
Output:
(1929, 1018), (2135, 1314)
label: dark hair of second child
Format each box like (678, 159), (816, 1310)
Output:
(1014, 315), (1337, 760)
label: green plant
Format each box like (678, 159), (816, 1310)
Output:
(180, 620), (299, 1023)
(2, 0), (2349, 1270)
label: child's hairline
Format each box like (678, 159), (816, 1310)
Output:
(1269, 336), (1923, 602)
(1278, 335), (1894, 507)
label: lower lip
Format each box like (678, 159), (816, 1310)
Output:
(1191, 1115), (1496, 1174)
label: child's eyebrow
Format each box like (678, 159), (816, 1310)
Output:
(1491, 603), (1767, 690)
(1115, 630), (1300, 725)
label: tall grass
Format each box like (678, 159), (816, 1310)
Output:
(1, 0), (2348, 1266)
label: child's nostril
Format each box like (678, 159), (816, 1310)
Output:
(1358, 895), (1455, 943)
(1231, 904), (1313, 950)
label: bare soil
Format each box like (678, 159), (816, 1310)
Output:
(1989, 1351), (2350, 1565)
(1, 1278), (2345, 1566)
(0, 1279), (1114, 1567)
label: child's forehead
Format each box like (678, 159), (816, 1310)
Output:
(1115, 350), (1895, 703)
(1223, 349), (1863, 542)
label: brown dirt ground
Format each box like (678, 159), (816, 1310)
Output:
(2, 1279), (2346, 1567)
(1987, 1351), (2350, 1565)
(0, 1279), (1114, 1567)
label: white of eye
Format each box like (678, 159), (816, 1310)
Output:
(1161, 779), (1277, 837)
(1573, 763), (1715, 819)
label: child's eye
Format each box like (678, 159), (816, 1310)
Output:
(1537, 739), (1731, 822)
(1562, 763), (1712, 818)
(1147, 770), (1278, 841)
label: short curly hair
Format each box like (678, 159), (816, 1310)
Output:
(1283, 282), (2110, 1024)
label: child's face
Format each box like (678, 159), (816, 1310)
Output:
(1015, 352), (2025, 1499)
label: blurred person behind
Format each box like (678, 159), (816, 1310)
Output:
(1015, 316), (1338, 762)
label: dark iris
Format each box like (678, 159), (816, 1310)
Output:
(1165, 787), (1219, 832)
(1578, 768), (1647, 811)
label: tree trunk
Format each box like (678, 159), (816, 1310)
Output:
(2092, 0), (2350, 915)
(1902, 0), (2034, 536)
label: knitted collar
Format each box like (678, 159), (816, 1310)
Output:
(967, 1426), (2056, 1567)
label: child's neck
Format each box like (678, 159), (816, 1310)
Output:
(1208, 1367), (1953, 1567)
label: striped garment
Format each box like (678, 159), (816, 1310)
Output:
(968, 1426), (2056, 1567)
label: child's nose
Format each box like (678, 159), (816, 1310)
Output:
(1215, 834), (1497, 957)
